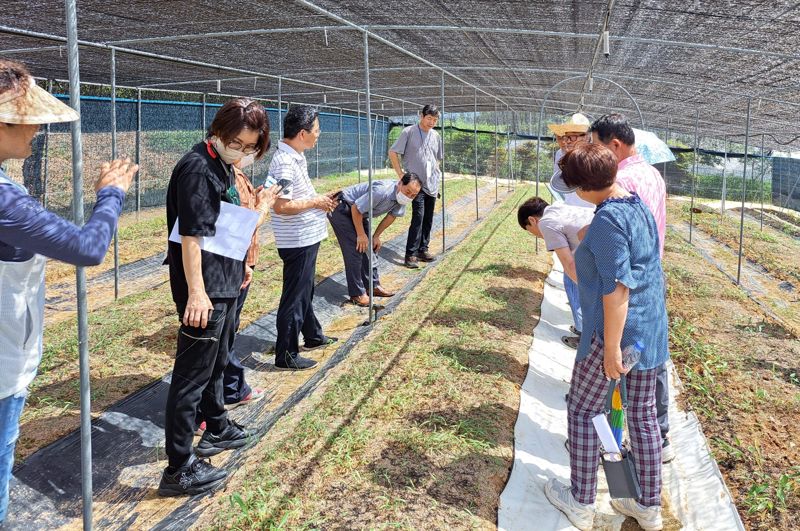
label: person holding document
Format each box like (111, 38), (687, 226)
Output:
(160, 98), (272, 496)
(543, 144), (668, 531)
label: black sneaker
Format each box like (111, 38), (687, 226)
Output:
(275, 354), (318, 371)
(301, 336), (338, 352)
(157, 455), (227, 497)
(195, 420), (258, 457)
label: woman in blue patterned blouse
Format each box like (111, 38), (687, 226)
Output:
(543, 143), (669, 531)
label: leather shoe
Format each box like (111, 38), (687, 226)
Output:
(372, 285), (395, 297)
(404, 255), (419, 269)
(416, 251), (435, 262)
(350, 294), (369, 307)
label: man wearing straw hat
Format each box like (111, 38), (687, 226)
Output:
(0, 59), (136, 523)
(548, 113), (595, 209)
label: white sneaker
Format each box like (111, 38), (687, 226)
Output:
(544, 478), (595, 531)
(661, 440), (676, 464)
(610, 498), (663, 530)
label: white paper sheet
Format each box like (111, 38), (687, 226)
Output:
(169, 201), (259, 261)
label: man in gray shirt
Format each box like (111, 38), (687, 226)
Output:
(329, 173), (422, 306)
(388, 104), (443, 269)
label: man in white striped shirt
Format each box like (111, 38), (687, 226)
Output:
(270, 105), (339, 370)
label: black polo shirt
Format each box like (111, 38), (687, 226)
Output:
(166, 141), (244, 307)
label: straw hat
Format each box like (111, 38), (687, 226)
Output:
(0, 77), (78, 125)
(547, 113), (591, 137)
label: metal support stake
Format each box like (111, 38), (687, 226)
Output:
(401, 100), (405, 127)
(277, 76), (283, 140)
(43, 80), (52, 209)
(494, 102), (498, 202)
(736, 98), (752, 285)
(473, 88), (478, 220)
(65, 0), (93, 527)
(111, 49), (119, 300)
(339, 107), (343, 176)
(759, 133), (765, 230)
(507, 107), (511, 192)
(663, 118), (669, 193)
(721, 137), (728, 214)
(689, 110), (699, 244)
(357, 92), (362, 183)
(201, 93), (206, 134)
(363, 32), (375, 322)
(441, 72), (446, 253)
(135, 88), (141, 212)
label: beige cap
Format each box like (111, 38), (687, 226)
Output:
(547, 113), (591, 137)
(0, 77), (79, 125)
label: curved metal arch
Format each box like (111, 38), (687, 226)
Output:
(535, 75), (644, 183)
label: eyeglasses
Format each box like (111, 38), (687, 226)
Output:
(227, 140), (260, 154)
(560, 133), (586, 142)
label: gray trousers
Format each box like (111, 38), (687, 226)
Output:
(329, 202), (380, 297)
(656, 361), (669, 440)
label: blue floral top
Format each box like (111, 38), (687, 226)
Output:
(574, 193), (668, 370)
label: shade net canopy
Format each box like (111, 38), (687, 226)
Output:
(2, 0), (800, 150)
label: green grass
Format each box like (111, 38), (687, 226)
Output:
(211, 184), (546, 529)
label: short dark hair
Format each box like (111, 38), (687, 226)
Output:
(421, 104), (439, 117)
(589, 113), (635, 146)
(517, 197), (549, 228)
(284, 105), (319, 139)
(401, 172), (422, 186)
(559, 143), (618, 191)
(207, 98), (271, 158)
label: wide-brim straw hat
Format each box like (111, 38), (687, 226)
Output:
(0, 77), (79, 125)
(547, 113), (591, 137)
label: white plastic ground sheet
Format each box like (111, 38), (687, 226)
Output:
(498, 255), (744, 531)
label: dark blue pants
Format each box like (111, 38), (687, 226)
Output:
(221, 284), (253, 403)
(275, 242), (325, 362)
(405, 191), (436, 256)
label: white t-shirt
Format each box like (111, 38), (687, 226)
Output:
(269, 142), (328, 249)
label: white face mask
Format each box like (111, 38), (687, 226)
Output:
(396, 187), (413, 206)
(238, 153), (255, 169)
(211, 136), (246, 165)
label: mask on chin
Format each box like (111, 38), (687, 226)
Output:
(396, 188), (413, 206)
(211, 136), (246, 164)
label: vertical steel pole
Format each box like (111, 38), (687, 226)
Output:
(689, 110), (699, 244)
(737, 98), (752, 285)
(760, 133), (765, 230)
(277, 76), (283, 140)
(721, 137), (728, 214)
(535, 111), (541, 196)
(357, 92), (362, 183)
(43, 80), (52, 209)
(64, 1), (92, 528)
(111, 49), (119, 300)
(663, 118), (669, 193)
(135, 88), (141, 212)
(339, 107), (343, 176)
(440, 72), (446, 253)
(494, 101), (498, 202)
(201, 93), (206, 134)
(363, 32), (375, 322)
(401, 101), (405, 126)
(507, 107), (511, 192)
(474, 89), (479, 220)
